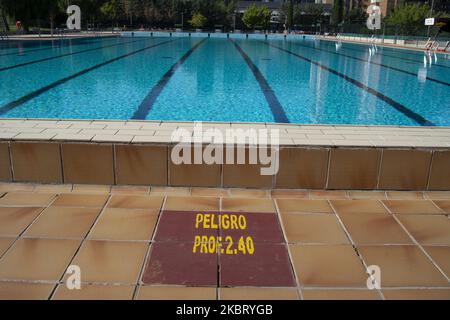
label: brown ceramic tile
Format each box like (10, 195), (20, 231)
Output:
(89, 208), (158, 241)
(289, 245), (368, 287)
(330, 200), (388, 214)
(0, 192), (55, 206)
(386, 191), (425, 200)
(347, 191), (386, 200)
(276, 199), (333, 214)
(271, 189), (310, 199)
(0, 143), (11, 182)
(220, 212), (285, 244)
(115, 145), (167, 185)
(428, 150), (450, 190)
(165, 196), (219, 211)
(0, 183), (34, 192)
(52, 284), (135, 300)
(62, 144), (114, 185)
(142, 242), (217, 286)
(378, 149), (432, 190)
(0, 238), (80, 281)
(111, 185), (150, 195)
(220, 287), (299, 300)
(72, 184), (111, 194)
(383, 200), (444, 214)
(276, 148), (328, 189)
(69, 240), (147, 284)
(0, 237), (15, 257)
(382, 289), (450, 300)
(10, 142), (62, 183)
(191, 188), (230, 197)
(33, 184), (72, 194)
(0, 282), (55, 300)
(358, 245), (448, 287)
(223, 147), (273, 188)
(25, 207), (100, 239)
(328, 148), (380, 190)
(423, 246), (450, 278)
(338, 212), (412, 245)
(302, 289), (380, 300)
(396, 215), (450, 245)
(221, 198), (276, 213)
(0, 207), (43, 236)
(433, 200), (450, 213)
(155, 211), (218, 242)
(169, 146), (221, 187)
(150, 187), (191, 196)
(281, 214), (349, 244)
(52, 194), (109, 208)
(220, 243), (296, 287)
(228, 189), (270, 198)
(309, 191), (348, 199)
(137, 286), (216, 300)
(425, 192), (450, 200)
(108, 195), (163, 210)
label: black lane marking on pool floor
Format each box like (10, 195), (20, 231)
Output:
(0, 38), (151, 73)
(231, 40), (289, 123)
(0, 39), (178, 116)
(318, 38), (450, 70)
(263, 42), (435, 126)
(289, 41), (450, 87)
(0, 37), (121, 58)
(132, 38), (208, 120)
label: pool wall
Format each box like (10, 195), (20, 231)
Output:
(0, 119), (449, 191)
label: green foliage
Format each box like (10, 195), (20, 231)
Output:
(242, 4), (270, 30)
(385, 3), (430, 27)
(189, 12), (206, 28)
(332, 0), (344, 25)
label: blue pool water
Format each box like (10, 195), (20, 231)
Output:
(0, 35), (449, 126)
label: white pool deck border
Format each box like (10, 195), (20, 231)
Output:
(0, 119), (449, 148)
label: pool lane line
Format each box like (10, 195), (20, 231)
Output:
(263, 41), (435, 127)
(288, 41), (450, 87)
(0, 38), (152, 73)
(0, 37), (121, 57)
(317, 39), (450, 70)
(230, 39), (289, 123)
(0, 39), (178, 116)
(132, 38), (208, 120)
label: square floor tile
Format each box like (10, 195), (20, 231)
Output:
(220, 243), (296, 287)
(221, 198), (276, 213)
(289, 245), (368, 287)
(0, 237), (15, 257)
(309, 191), (348, 200)
(0, 193), (55, 207)
(142, 242), (218, 286)
(382, 289), (450, 300)
(433, 200), (450, 213)
(330, 200), (388, 214)
(358, 245), (448, 287)
(220, 212), (284, 244)
(347, 191), (386, 200)
(425, 192), (450, 200)
(0, 238), (80, 281)
(280, 214), (349, 244)
(228, 189), (270, 198)
(25, 207), (100, 239)
(164, 196), (219, 211)
(220, 287), (299, 300)
(137, 286), (216, 300)
(302, 289), (380, 300)
(154, 211), (218, 242)
(52, 194), (109, 208)
(339, 212), (412, 245)
(52, 284), (135, 300)
(386, 191), (425, 200)
(271, 190), (310, 199)
(69, 240), (148, 284)
(107, 195), (164, 210)
(396, 215), (450, 245)
(88, 208), (159, 241)
(423, 246), (450, 278)
(276, 199), (333, 214)
(0, 207), (43, 236)
(382, 200), (443, 214)
(0, 282), (55, 300)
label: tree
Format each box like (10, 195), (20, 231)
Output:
(242, 4), (270, 30)
(385, 3), (430, 35)
(332, 0), (344, 26)
(189, 12), (206, 28)
(101, 0), (125, 28)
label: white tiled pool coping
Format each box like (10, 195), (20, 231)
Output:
(0, 119), (449, 148)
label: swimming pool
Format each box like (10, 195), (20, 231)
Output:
(0, 35), (449, 126)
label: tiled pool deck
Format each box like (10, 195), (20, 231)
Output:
(1, 119), (450, 190)
(0, 183), (449, 300)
